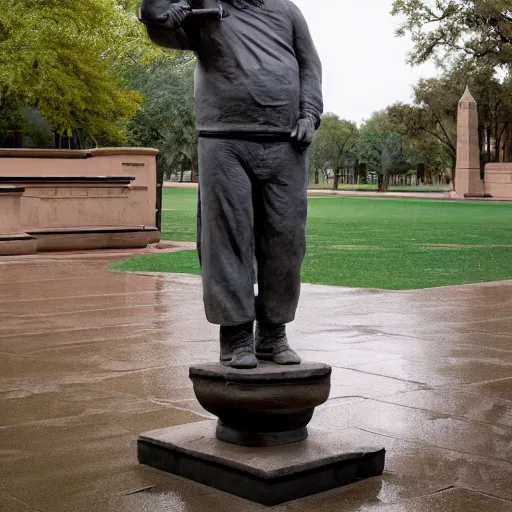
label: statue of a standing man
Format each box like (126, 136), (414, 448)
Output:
(139, 0), (323, 369)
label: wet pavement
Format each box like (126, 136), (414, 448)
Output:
(0, 252), (511, 512)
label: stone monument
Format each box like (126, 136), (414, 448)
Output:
(137, 0), (385, 504)
(454, 86), (485, 197)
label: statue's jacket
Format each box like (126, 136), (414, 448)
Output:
(143, 0), (323, 138)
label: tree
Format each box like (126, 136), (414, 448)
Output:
(387, 100), (457, 173)
(0, 0), (155, 147)
(379, 133), (411, 191)
(309, 126), (330, 184)
(126, 54), (198, 180)
(356, 111), (412, 191)
(402, 135), (452, 178)
(310, 114), (359, 189)
(356, 128), (386, 177)
(392, 0), (512, 67)
(387, 67), (462, 179)
(356, 110), (397, 175)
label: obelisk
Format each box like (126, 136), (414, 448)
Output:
(454, 86), (485, 197)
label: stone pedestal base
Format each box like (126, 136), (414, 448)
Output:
(216, 422), (308, 447)
(189, 362), (331, 447)
(455, 168), (485, 198)
(138, 420), (385, 506)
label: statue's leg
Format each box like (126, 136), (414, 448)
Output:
(198, 137), (258, 369)
(198, 184), (237, 363)
(253, 142), (308, 365)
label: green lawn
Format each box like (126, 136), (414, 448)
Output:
(110, 188), (512, 290)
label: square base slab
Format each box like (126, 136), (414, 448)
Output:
(138, 420), (385, 506)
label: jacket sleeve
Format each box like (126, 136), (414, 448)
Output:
(139, 0), (195, 50)
(287, 1), (323, 128)
(144, 24), (193, 50)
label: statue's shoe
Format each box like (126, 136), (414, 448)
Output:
(220, 328), (257, 369)
(255, 323), (301, 365)
(220, 334), (232, 366)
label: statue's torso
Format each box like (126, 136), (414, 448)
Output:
(190, 0), (301, 135)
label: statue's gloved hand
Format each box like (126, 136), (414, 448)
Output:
(291, 116), (315, 149)
(164, 0), (191, 29)
(140, 0), (190, 28)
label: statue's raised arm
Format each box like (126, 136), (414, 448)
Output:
(139, 0), (194, 49)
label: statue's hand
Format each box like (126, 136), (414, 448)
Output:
(164, 0), (191, 29)
(141, 0), (190, 28)
(291, 117), (315, 148)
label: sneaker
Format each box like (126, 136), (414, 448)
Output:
(255, 323), (301, 365)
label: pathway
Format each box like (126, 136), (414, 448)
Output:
(0, 252), (511, 511)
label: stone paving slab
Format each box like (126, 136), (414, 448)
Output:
(0, 253), (511, 511)
(284, 487), (512, 512)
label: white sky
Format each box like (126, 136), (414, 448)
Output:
(292, 0), (439, 125)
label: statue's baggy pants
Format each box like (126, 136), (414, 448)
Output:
(197, 137), (308, 327)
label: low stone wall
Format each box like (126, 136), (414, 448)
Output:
(0, 148), (160, 254)
(485, 163), (512, 199)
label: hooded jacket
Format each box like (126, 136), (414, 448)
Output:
(142, 0), (323, 138)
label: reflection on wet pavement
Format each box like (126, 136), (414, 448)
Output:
(0, 253), (511, 511)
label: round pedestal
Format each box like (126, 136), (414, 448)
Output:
(189, 362), (332, 447)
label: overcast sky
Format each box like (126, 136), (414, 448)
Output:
(292, 0), (439, 125)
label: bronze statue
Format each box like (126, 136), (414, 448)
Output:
(139, 0), (323, 369)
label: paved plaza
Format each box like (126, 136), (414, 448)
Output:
(0, 251), (511, 511)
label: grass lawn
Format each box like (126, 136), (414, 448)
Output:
(110, 188), (512, 290)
